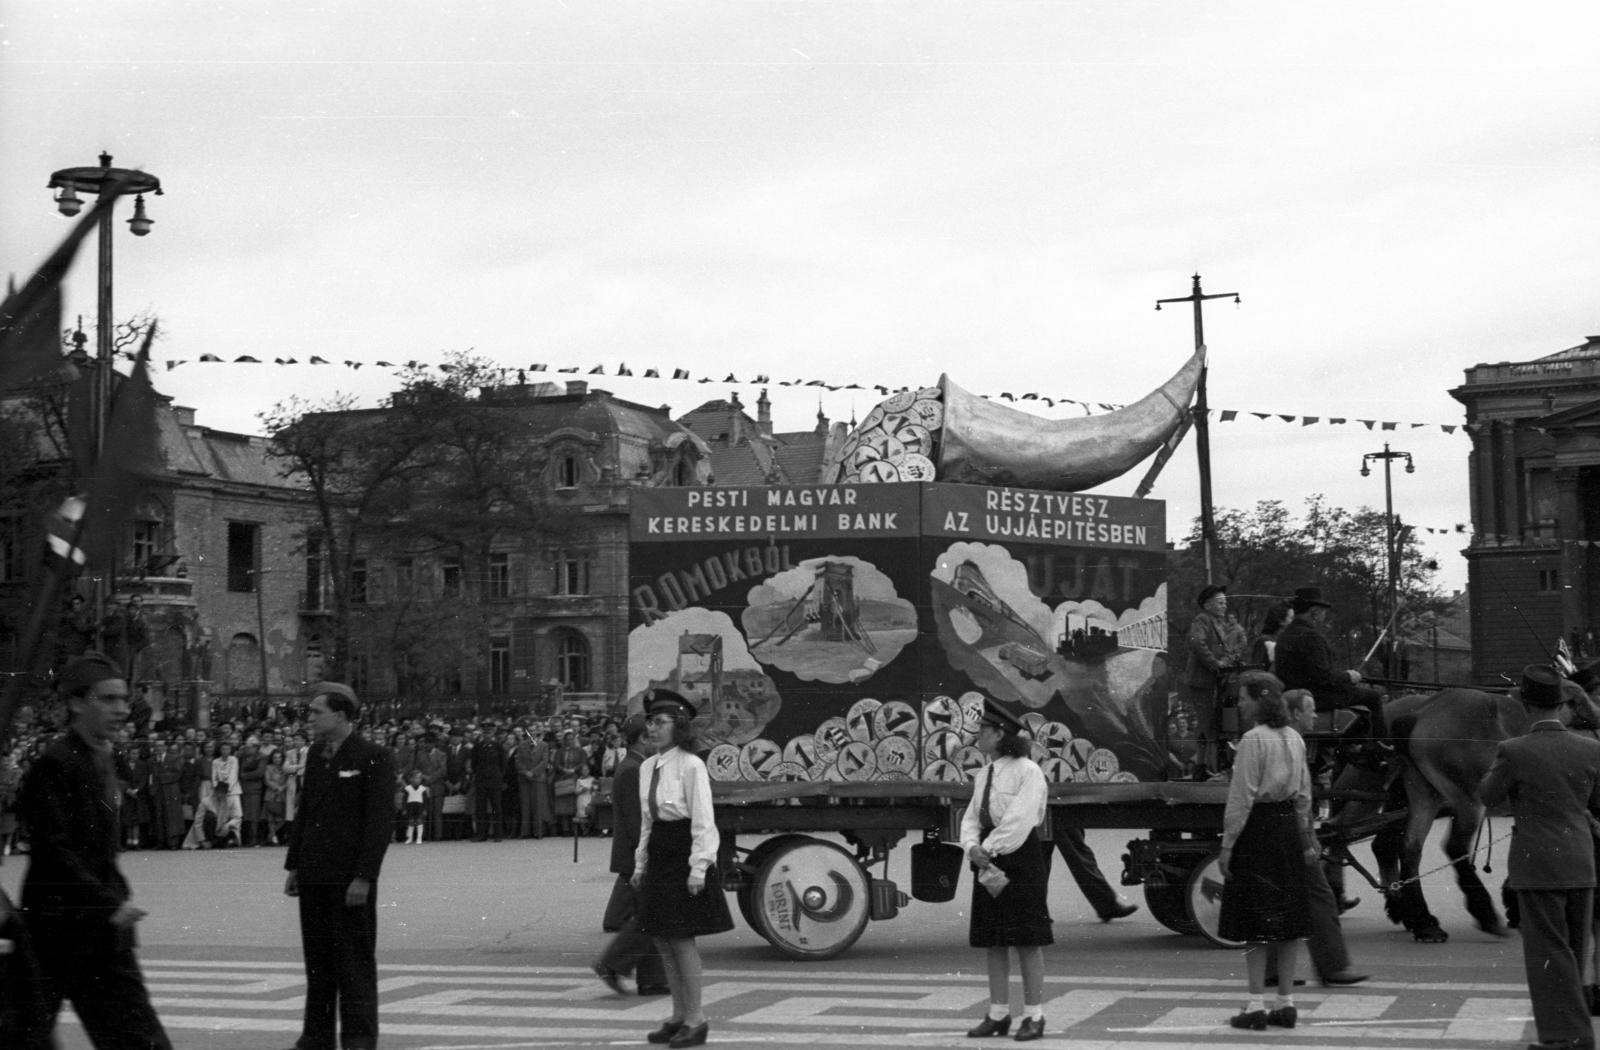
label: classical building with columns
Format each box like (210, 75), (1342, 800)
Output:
(1451, 334), (1600, 682)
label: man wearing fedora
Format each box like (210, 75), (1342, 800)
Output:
(1187, 584), (1242, 775)
(1479, 664), (1600, 1050)
(1274, 587), (1384, 725)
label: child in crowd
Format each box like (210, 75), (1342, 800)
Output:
(403, 770), (429, 844)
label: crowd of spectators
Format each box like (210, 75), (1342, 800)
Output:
(0, 697), (630, 858)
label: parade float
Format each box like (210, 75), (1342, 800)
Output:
(626, 349), (1276, 958)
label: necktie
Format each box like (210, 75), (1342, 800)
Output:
(648, 762), (661, 821)
(978, 765), (995, 832)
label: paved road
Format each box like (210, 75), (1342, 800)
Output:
(1, 824), (1543, 1048)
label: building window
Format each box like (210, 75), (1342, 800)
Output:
(0, 515), (20, 583)
(554, 629), (591, 692)
(131, 520), (160, 574)
(489, 635), (511, 694)
(227, 522), (260, 593)
(1539, 569), (1560, 592)
(226, 632), (262, 692)
(350, 559), (368, 605)
(349, 652), (371, 695)
(394, 558), (414, 599)
(304, 537), (323, 610)
(487, 553), (511, 599)
(557, 454), (580, 489)
(554, 550), (591, 595)
(674, 460), (690, 486)
(441, 560), (462, 599)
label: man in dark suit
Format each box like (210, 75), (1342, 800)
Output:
(1479, 664), (1600, 1050)
(444, 730), (472, 841)
(1274, 587), (1383, 717)
(284, 683), (396, 1050)
(591, 714), (667, 995)
(470, 725), (505, 842)
(17, 652), (172, 1049)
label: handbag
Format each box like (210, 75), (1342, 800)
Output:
(553, 778), (578, 797)
(441, 793), (468, 815)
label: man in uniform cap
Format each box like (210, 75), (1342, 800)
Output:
(592, 712), (668, 996)
(283, 683), (396, 1050)
(17, 651), (172, 1049)
(1480, 664), (1600, 1050)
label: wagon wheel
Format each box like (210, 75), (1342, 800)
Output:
(734, 834), (810, 929)
(1185, 850), (1245, 949)
(746, 836), (871, 960)
(1143, 883), (1199, 935)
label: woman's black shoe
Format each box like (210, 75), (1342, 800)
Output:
(1267, 1005), (1298, 1028)
(668, 1021), (709, 1048)
(647, 1020), (685, 1044)
(967, 1015), (1012, 1037)
(1013, 1016), (1045, 1041)
(1229, 1009), (1268, 1031)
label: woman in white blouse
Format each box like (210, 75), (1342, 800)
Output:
(959, 700), (1052, 1042)
(1217, 683), (1318, 1031)
(630, 689), (732, 1048)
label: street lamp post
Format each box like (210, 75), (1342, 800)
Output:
(48, 153), (162, 455)
(1361, 443), (1414, 677)
(48, 152), (162, 633)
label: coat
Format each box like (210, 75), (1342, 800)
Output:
(470, 737), (505, 786)
(609, 748), (648, 877)
(238, 751), (265, 823)
(1273, 618), (1355, 711)
(18, 732), (130, 940)
(1186, 611), (1239, 692)
(148, 751), (186, 842)
(285, 732), (396, 887)
(1479, 722), (1600, 890)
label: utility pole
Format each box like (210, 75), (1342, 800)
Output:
(1362, 444), (1414, 677)
(1156, 274), (1239, 584)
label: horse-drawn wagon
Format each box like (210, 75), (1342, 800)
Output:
(622, 364), (1496, 959)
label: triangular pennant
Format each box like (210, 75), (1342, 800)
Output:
(309, 356), (329, 364)
(165, 360), (185, 370)
(726, 374), (739, 383)
(1252, 412), (1271, 420)
(1278, 414), (1296, 423)
(617, 362), (632, 376)
(644, 368), (659, 378)
(589, 365), (605, 375)
(1442, 425), (1456, 434)
(375, 360), (394, 367)
(199, 353), (223, 362)
(1382, 422), (1397, 430)
(1220, 410), (1238, 421)
(558, 367), (578, 373)
(530, 363), (547, 372)
(673, 368), (690, 380)
(1329, 418), (1346, 424)
(1301, 416), (1319, 426)
(754, 374), (770, 383)
(1360, 420), (1375, 429)
(1021, 393), (1038, 400)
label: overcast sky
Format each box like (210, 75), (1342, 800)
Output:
(5, 1), (1599, 596)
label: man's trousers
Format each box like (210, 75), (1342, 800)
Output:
(599, 876), (666, 989)
(1039, 825), (1121, 918)
(297, 883), (379, 1050)
(1516, 887), (1593, 1048)
(29, 915), (172, 1050)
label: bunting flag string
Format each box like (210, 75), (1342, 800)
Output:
(145, 352), (1471, 434)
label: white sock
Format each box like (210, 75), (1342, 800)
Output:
(1275, 994), (1294, 1009)
(1244, 995), (1264, 1013)
(988, 1003), (1008, 1021)
(1023, 1004), (1043, 1021)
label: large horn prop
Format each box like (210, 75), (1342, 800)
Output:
(937, 349), (1202, 491)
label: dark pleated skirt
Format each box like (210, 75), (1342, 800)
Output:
(969, 830), (1054, 948)
(1217, 800), (1310, 943)
(636, 819), (734, 939)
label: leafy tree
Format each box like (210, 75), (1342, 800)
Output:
(261, 351), (573, 696)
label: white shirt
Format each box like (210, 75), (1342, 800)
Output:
(959, 756), (1048, 858)
(212, 755), (240, 795)
(635, 746), (720, 877)
(1222, 724), (1312, 849)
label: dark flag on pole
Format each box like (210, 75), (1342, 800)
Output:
(0, 181), (130, 393)
(71, 323), (165, 573)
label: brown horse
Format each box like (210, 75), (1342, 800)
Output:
(1350, 688), (1526, 942)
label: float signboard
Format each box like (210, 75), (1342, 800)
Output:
(628, 482), (1168, 785)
